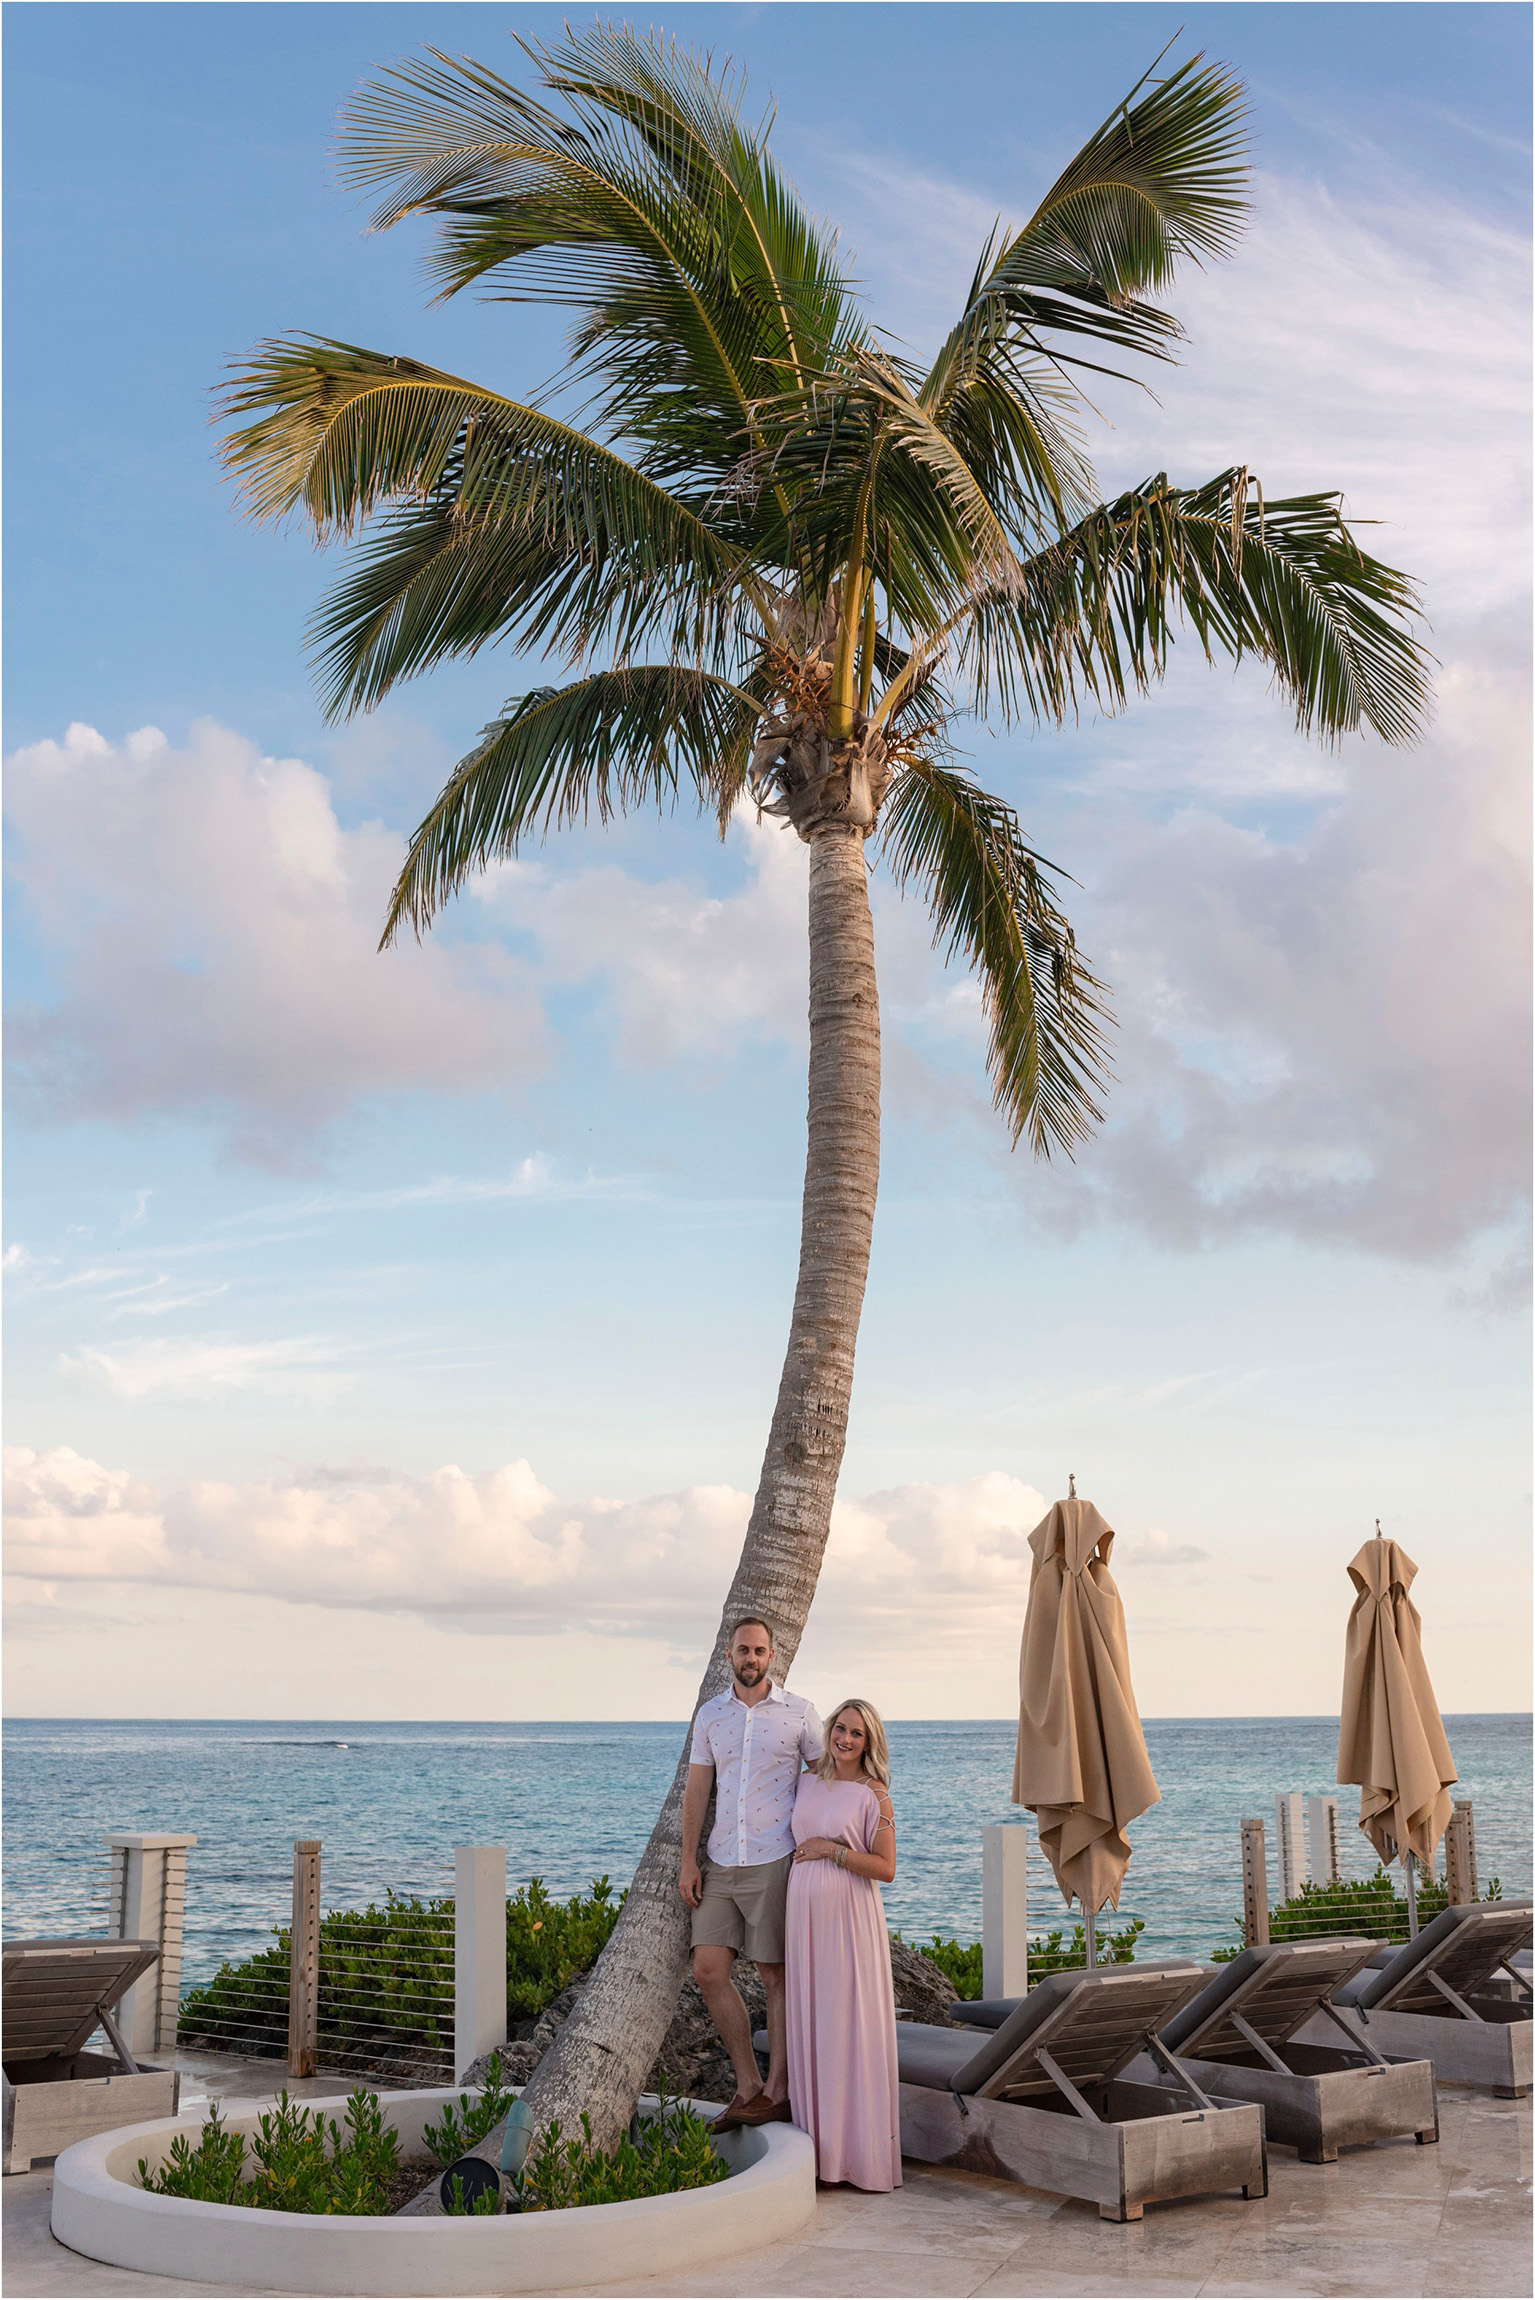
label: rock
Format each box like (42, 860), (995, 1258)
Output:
(645, 1966), (766, 2109)
(529, 1979), (589, 2053)
(889, 1937), (960, 2026)
(458, 2041), (541, 2090)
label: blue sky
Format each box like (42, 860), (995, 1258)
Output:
(5, 3), (1530, 1721)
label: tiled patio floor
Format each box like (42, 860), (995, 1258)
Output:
(4, 2056), (1529, 2298)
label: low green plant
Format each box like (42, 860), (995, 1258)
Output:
(423, 2051), (518, 2167)
(138, 2089), (399, 2214)
(138, 2101), (246, 2204)
(1211, 1867), (1503, 1962)
(516, 2093), (728, 2213)
(443, 2171), (504, 2216)
(910, 1917), (1142, 1999)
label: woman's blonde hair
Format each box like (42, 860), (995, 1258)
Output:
(814, 1698), (891, 1787)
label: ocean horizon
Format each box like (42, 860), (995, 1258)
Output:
(6, 1713), (1529, 1990)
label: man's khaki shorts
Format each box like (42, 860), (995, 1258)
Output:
(691, 1854), (792, 1963)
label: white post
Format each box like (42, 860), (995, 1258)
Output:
(1274, 1793), (1306, 1900)
(103, 1833), (197, 2059)
(455, 1845), (508, 2080)
(1305, 1794), (1340, 1886)
(982, 1825), (1029, 2001)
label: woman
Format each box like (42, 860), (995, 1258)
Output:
(785, 1697), (901, 2190)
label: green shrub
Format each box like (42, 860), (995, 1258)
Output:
(909, 1917), (1142, 1999)
(423, 2052), (518, 2167)
(507, 1877), (622, 2023)
(177, 1878), (624, 2062)
(517, 2095), (728, 2212)
(1211, 1867), (1503, 1962)
(138, 2090), (400, 2214)
(138, 2101), (246, 2204)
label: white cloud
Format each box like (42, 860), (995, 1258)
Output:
(1048, 645), (1531, 1258)
(1119, 1528), (1210, 1570)
(1, 1445), (1049, 1638)
(4, 720), (546, 1169)
(470, 811), (814, 1066)
(5, 1446), (1524, 1716)
(3, 1443), (738, 1627)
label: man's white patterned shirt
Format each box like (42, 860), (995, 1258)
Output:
(689, 1682), (824, 1866)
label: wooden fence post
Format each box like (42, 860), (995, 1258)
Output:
(1241, 1818), (1270, 1947)
(1445, 1801), (1478, 1905)
(289, 1840), (321, 2078)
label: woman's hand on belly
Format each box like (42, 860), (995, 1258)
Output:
(792, 1836), (840, 1863)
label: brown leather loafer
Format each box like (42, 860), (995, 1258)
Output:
(734, 2094), (793, 2126)
(710, 2093), (762, 2133)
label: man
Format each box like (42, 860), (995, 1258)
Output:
(680, 1617), (823, 2130)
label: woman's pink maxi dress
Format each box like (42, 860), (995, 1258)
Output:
(785, 1774), (902, 2190)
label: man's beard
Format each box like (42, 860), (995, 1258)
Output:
(732, 1661), (766, 1687)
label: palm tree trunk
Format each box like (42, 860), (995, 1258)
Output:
(498, 823), (881, 2157)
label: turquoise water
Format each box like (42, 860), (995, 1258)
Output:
(4, 1715), (1528, 1988)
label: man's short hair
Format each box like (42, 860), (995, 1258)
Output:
(727, 1615), (774, 1647)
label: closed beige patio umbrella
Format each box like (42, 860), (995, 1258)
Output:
(1337, 1529), (1456, 1937)
(1011, 1484), (1161, 1962)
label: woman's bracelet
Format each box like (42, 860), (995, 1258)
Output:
(833, 1844), (848, 1869)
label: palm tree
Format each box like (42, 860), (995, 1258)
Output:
(220, 25), (1428, 2161)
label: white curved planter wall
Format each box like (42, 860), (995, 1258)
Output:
(51, 2089), (817, 2297)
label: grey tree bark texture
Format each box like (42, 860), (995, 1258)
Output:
(419, 822), (882, 2190)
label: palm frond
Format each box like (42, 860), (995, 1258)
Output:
(336, 36), (862, 492)
(957, 469), (1430, 744)
(916, 44), (1248, 487)
(879, 760), (1111, 1156)
(219, 339), (764, 711)
(382, 666), (760, 942)
(1000, 49), (1249, 310)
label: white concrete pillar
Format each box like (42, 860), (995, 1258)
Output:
(103, 1833), (196, 2059)
(1305, 1794), (1340, 1886)
(982, 1825), (1029, 2000)
(1274, 1793), (1306, 1901)
(455, 1845), (508, 2080)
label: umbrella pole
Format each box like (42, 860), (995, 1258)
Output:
(1405, 1851), (1419, 1939)
(1083, 1905), (1096, 1968)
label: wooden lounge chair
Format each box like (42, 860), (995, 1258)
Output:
(1293, 1902), (1532, 2099)
(1128, 1938), (1438, 2161)
(894, 1962), (1268, 2223)
(949, 1957), (1203, 2032)
(2, 1939), (181, 2174)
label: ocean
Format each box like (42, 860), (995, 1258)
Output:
(4, 1715), (1529, 1990)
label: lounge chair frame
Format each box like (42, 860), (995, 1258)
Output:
(3, 1940), (181, 2175)
(898, 1966), (1267, 2223)
(1133, 1939), (1438, 2162)
(1293, 1904), (1533, 2100)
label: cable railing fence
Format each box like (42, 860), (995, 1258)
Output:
(174, 1840), (463, 2084)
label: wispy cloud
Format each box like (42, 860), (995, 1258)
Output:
(59, 1337), (344, 1403)
(224, 1155), (646, 1229)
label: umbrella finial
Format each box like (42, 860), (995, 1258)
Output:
(1068, 1473), (1077, 1499)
